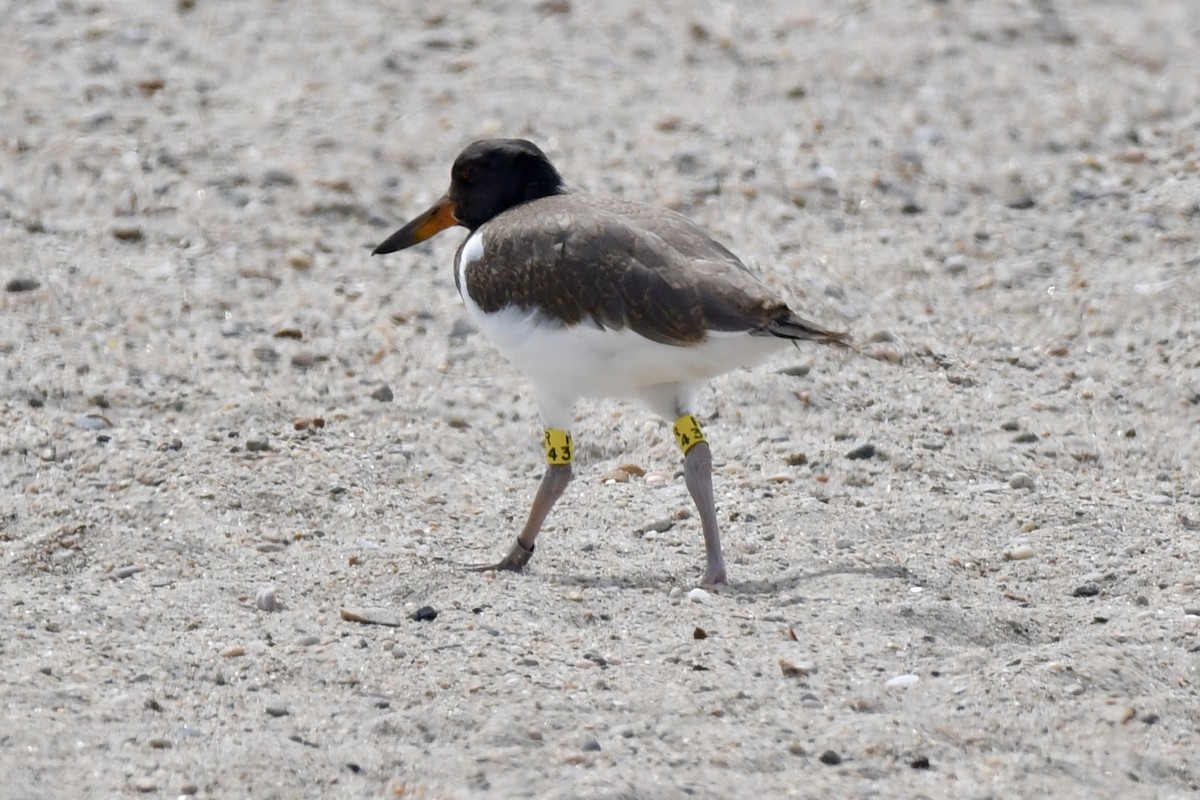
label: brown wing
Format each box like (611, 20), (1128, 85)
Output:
(461, 194), (787, 346)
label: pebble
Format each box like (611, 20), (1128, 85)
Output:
(1072, 583), (1101, 598)
(1008, 471), (1035, 490)
(1004, 543), (1036, 561)
(265, 703), (289, 717)
(111, 223), (144, 242)
(371, 385), (395, 402)
(1013, 432), (1039, 444)
(219, 645), (245, 658)
(73, 413), (112, 431)
(5, 277), (40, 293)
(818, 749), (842, 765)
(885, 673), (920, 689)
(114, 565), (142, 579)
(245, 439), (271, 452)
(1143, 494), (1173, 506)
(131, 777), (158, 793)
(943, 254), (968, 274)
(255, 586), (278, 612)
(846, 443), (877, 460)
(687, 588), (711, 603)
(636, 518), (674, 535)
(779, 658), (817, 678)
(412, 605), (438, 622)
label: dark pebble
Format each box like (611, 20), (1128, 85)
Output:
(1014, 432), (1039, 444)
(5, 277), (40, 293)
(582, 739), (602, 752)
(1000, 419), (1020, 431)
(1005, 194), (1037, 210)
(693, 626), (708, 640)
(818, 749), (842, 765)
(412, 605), (438, 622)
(265, 705), (289, 717)
(846, 443), (876, 460)
(371, 385), (394, 402)
(245, 439), (271, 452)
(1141, 713), (1159, 725)
(1072, 583), (1100, 597)
(910, 755), (931, 770)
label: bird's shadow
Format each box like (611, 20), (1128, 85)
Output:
(553, 562), (918, 595)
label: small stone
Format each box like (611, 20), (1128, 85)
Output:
(412, 605), (438, 622)
(73, 413), (112, 431)
(846, 443), (877, 460)
(148, 738), (172, 750)
(245, 439), (271, 452)
(132, 777), (158, 793)
(255, 586), (278, 612)
(265, 704), (289, 717)
(1143, 494), (1173, 506)
(371, 385), (394, 402)
(886, 673), (920, 689)
(285, 250), (313, 269)
(818, 750), (842, 765)
(1004, 544), (1036, 561)
(1000, 419), (1021, 431)
(6, 277), (40, 292)
(1005, 194), (1037, 210)
(693, 626), (708, 640)
(1013, 432), (1039, 444)
(943, 254), (968, 274)
(581, 739), (602, 752)
(112, 223), (144, 242)
(636, 518), (675, 535)
(785, 452), (808, 466)
(253, 346), (279, 363)
(779, 659), (817, 678)
(910, 755), (931, 770)
(1072, 583), (1101, 598)
(113, 565), (142, 579)
(1009, 471), (1035, 490)
(220, 645), (246, 658)
(687, 588), (711, 603)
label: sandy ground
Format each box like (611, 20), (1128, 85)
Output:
(3, 1), (1200, 797)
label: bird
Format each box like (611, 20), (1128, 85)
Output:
(372, 138), (847, 585)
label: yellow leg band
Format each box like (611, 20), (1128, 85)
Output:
(673, 414), (706, 454)
(544, 429), (574, 465)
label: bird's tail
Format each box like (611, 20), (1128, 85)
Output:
(762, 311), (852, 348)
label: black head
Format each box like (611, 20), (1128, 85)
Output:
(449, 139), (566, 230)
(372, 138), (565, 256)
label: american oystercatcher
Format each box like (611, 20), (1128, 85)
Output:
(373, 139), (847, 585)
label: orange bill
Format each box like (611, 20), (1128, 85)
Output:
(372, 194), (459, 255)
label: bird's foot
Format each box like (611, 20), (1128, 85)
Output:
(466, 539), (535, 573)
(700, 561), (728, 587)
